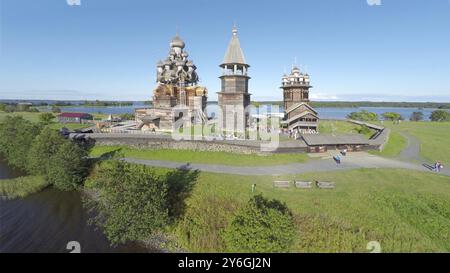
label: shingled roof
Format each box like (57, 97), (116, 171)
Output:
(222, 26), (246, 65)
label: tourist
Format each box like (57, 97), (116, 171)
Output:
(434, 161), (441, 172)
(334, 155), (341, 164)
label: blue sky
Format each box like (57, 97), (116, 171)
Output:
(0, 0), (449, 102)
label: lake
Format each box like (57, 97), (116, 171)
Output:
(0, 160), (152, 253)
(54, 103), (439, 121)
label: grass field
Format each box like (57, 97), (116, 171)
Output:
(369, 131), (407, 158)
(90, 145), (309, 166)
(0, 111), (98, 130)
(168, 168), (450, 252)
(0, 111), (43, 123)
(318, 120), (376, 138)
(0, 176), (51, 199)
(382, 121), (450, 165)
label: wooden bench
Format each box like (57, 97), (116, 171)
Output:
(316, 181), (335, 189)
(273, 180), (290, 188)
(295, 181), (313, 189)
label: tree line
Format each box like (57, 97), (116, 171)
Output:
(0, 116), (90, 190)
(347, 109), (450, 122)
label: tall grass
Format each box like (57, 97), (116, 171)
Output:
(0, 176), (51, 199)
(168, 168), (450, 253)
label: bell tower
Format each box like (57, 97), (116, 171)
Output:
(217, 26), (251, 134)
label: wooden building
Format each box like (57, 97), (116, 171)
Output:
(302, 134), (369, 152)
(135, 34), (208, 131)
(217, 26), (251, 134)
(281, 66), (319, 133)
(58, 112), (93, 124)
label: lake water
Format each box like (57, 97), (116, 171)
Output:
(56, 103), (439, 121)
(0, 160), (151, 253)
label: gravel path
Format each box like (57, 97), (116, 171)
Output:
(398, 132), (423, 163)
(123, 152), (450, 176)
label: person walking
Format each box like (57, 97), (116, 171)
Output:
(334, 154), (341, 164)
(433, 161), (442, 172)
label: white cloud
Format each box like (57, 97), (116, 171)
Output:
(310, 93), (339, 101)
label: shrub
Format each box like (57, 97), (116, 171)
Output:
(47, 141), (88, 191)
(430, 110), (450, 122)
(382, 112), (403, 121)
(0, 116), (42, 171)
(410, 111), (424, 122)
(38, 112), (55, 125)
(347, 110), (378, 122)
(224, 194), (296, 253)
(27, 127), (67, 176)
(84, 160), (198, 245)
(84, 160), (169, 245)
(27, 127), (89, 191)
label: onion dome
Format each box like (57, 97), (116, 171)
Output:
(182, 51), (189, 58)
(156, 60), (164, 67)
(291, 66), (300, 74)
(170, 34), (185, 49)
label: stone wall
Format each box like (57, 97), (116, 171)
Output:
(88, 133), (266, 154)
(76, 124), (388, 155)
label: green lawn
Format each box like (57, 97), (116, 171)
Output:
(318, 120), (376, 138)
(383, 121), (450, 165)
(0, 111), (43, 123)
(169, 168), (450, 252)
(48, 123), (93, 130)
(0, 111), (96, 130)
(90, 145), (309, 166)
(369, 131), (407, 158)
